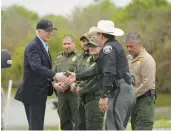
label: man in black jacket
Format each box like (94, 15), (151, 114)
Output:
(14, 19), (67, 130)
(67, 20), (135, 130)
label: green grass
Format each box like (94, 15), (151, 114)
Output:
(126, 119), (171, 130)
(156, 93), (171, 107)
(154, 119), (171, 128)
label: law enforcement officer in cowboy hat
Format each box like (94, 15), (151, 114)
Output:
(66, 20), (136, 130)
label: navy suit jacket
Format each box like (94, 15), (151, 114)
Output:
(15, 36), (56, 105)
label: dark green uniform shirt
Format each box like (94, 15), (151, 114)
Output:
(80, 56), (100, 95)
(52, 51), (77, 73)
(75, 51), (91, 73)
(76, 54), (101, 96)
(52, 51), (78, 92)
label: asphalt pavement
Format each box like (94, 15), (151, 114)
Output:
(4, 97), (59, 130)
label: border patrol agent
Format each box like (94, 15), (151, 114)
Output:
(67, 20), (136, 130)
(52, 35), (79, 130)
(125, 32), (156, 130)
(75, 37), (104, 130)
(76, 33), (91, 130)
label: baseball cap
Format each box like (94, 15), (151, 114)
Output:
(80, 33), (90, 41)
(87, 36), (99, 47)
(36, 19), (57, 32)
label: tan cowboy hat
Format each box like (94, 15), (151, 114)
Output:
(88, 20), (124, 36)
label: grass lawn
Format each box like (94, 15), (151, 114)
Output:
(126, 119), (171, 130)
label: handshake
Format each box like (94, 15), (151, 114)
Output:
(52, 71), (78, 93)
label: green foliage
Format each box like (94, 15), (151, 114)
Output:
(11, 5), (39, 20)
(1, 0), (171, 92)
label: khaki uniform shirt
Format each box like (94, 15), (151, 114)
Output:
(127, 48), (156, 97)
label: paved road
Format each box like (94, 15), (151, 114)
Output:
(3, 96), (171, 130)
(4, 98), (59, 130)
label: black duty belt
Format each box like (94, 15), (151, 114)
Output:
(137, 89), (156, 99)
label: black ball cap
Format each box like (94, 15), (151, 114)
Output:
(36, 19), (57, 32)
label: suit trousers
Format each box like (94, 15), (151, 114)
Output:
(24, 103), (46, 130)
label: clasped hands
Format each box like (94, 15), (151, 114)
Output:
(53, 71), (108, 112)
(52, 71), (77, 93)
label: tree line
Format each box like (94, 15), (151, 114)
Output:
(1, 0), (171, 93)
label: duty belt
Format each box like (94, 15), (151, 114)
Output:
(137, 89), (156, 99)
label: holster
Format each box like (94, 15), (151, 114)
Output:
(112, 75), (119, 90)
(123, 72), (134, 85)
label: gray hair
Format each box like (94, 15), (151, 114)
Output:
(63, 35), (76, 43)
(125, 32), (141, 43)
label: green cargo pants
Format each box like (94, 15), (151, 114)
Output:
(78, 98), (86, 130)
(85, 98), (104, 130)
(79, 95), (104, 130)
(57, 92), (79, 130)
(131, 95), (155, 130)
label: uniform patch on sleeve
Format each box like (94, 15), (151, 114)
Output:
(103, 45), (112, 54)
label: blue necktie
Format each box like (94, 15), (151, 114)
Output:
(45, 44), (49, 56)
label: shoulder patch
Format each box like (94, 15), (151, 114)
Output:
(103, 45), (112, 54)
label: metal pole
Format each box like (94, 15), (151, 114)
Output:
(4, 80), (12, 128)
(102, 110), (107, 130)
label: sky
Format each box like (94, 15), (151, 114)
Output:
(1, 0), (132, 16)
(1, 0), (171, 16)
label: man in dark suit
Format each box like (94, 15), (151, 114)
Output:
(14, 19), (67, 130)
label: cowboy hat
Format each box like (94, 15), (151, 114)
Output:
(88, 20), (124, 36)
